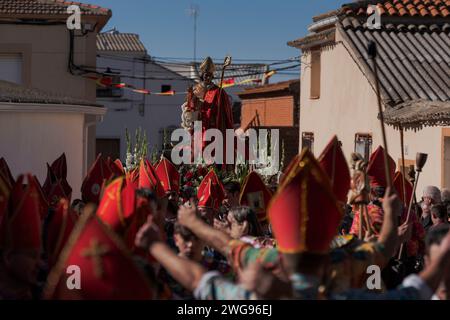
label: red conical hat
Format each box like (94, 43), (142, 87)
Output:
(367, 146), (396, 188)
(108, 157), (125, 177)
(43, 164), (72, 207)
(197, 169), (225, 210)
(268, 150), (342, 254)
(43, 209), (155, 300)
(96, 177), (136, 234)
(30, 175), (49, 220)
(0, 157), (15, 188)
(393, 171), (413, 206)
(46, 198), (77, 267)
(139, 160), (165, 198)
(0, 174), (42, 252)
(155, 157), (180, 194)
(318, 136), (351, 203)
(50, 153), (67, 180)
(239, 171), (272, 221)
(81, 154), (114, 204)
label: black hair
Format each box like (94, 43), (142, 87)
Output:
(229, 206), (263, 237)
(173, 222), (197, 241)
(136, 189), (157, 202)
(431, 204), (447, 221)
(425, 224), (450, 254)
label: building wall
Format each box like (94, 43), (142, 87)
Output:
(241, 96), (295, 127)
(96, 54), (193, 161)
(0, 107), (85, 199)
(0, 24), (97, 101)
(299, 29), (443, 193)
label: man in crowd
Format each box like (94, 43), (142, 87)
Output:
(421, 186), (442, 232)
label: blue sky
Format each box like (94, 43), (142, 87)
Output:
(91, 0), (349, 80)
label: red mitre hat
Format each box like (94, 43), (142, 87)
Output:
(50, 153), (67, 180)
(367, 146), (396, 188)
(197, 169), (225, 210)
(279, 154), (301, 186)
(268, 150), (342, 254)
(239, 171), (272, 221)
(97, 177), (136, 234)
(318, 136), (351, 203)
(43, 209), (155, 300)
(107, 157), (125, 178)
(43, 164), (72, 207)
(393, 171), (413, 206)
(30, 175), (50, 220)
(46, 198), (77, 267)
(139, 160), (165, 198)
(81, 154), (114, 204)
(0, 157), (15, 188)
(155, 157), (180, 194)
(0, 174), (42, 252)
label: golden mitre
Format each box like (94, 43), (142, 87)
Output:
(199, 56), (216, 75)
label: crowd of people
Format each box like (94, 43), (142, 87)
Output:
(0, 135), (449, 300)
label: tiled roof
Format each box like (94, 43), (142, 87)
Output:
(0, 0), (111, 16)
(341, 0), (450, 18)
(384, 100), (450, 130)
(238, 80), (300, 98)
(339, 21), (450, 105)
(0, 80), (101, 106)
(97, 32), (147, 53)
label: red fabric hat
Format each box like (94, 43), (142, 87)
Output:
(393, 171), (413, 206)
(0, 174), (42, 252)
(46, 198), (77, 267)
(108, 158), (125, 177)
(155, 157), (180, 194)
(268, 150), (342, 254)
(96, 177), (136, 234)
(50, 153), (67, 180)
(81, 154), (114, 204)
(30, 175), (49, 220)
(43, 210), (155, 300)
(367, 146), (396, 188)
(318, 136), (351, 203)
(139, 160), (165, 198)
(0, 157), (15, 188)
(43, 164), (72, 207)
(279, 154), (301, 186)
(239, 171), (272, 221)
(197, 169), (225, 211)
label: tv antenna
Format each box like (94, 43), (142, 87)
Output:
(187, 4), (200, 63)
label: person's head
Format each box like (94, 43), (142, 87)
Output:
(227, 206), (262, 238)
(422, 186), (441, 213)
(442, 189), (450, 204)
(371, 186), (386, 200)
(223, 181), (241, 209)
(424, 224), (450, 300)
(1, 248), (41, 286)
(173, 223), (204, 261)
(197, 207), (215, 225)
(431, 204), (448, 225)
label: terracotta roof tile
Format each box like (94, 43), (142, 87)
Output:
(0, 0), (111, 16)
(341, 0), (450, 18)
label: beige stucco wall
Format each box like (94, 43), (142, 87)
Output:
(299, 29), (444, 194)
(0, 107), (85, 199)
(0, 24), (97, 101)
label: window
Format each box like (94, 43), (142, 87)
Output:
(0, 53), (22, 84)
(302, 132), (314, 153)
(310, 50), (321, 99)
(161, 84), (172, 93)
(96, 74), (123, 98)
(354, 133), (373, 161)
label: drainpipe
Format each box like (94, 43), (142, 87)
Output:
(83, 115), (102, 176)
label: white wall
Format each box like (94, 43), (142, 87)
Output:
(299, 29), (444, 193)
(0, 106), (85, 199)
(96, 53), (193, 160)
